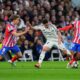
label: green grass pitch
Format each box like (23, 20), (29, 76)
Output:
(0, 61), (80, 80)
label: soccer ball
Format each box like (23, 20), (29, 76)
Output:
(67, 61), (78, 68)
(71, 61), (78, 68)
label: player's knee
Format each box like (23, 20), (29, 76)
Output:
(16, 52), (22, 58)
(43, 46), (49, 51)
(18, 54), (22, 58)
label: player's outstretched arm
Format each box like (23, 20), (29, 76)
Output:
(12, 27), (30, 37)
(58, 24), (73, 31)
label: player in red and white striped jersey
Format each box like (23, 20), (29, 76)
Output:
(58, 20), (80, 68)
(0, 15), (30, 65)
(3, 23), (18, 47)
(59, 21), (80, 44)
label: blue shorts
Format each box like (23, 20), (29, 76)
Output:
(0, 45), (21, 56)
(69, 43), (80, 53)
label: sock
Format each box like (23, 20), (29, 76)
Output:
(71, 54), (77, 60)
(69, 55), (77, 65)
(38, 50), (46, 64)
(11, 55), (18, 62)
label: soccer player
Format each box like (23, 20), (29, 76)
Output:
(31, 19), (71, 68)
(58, 20), (80, 68)
(0, 15), (30, 65)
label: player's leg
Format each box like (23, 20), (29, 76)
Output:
(53, 42), (75, 68)
(0, 47), (9, 61)
(58, 42), (71, 55)
(35, 45), (49, 68)
(0, 50), (3, 60)
(76, 44), (80, 60)
(60, 43), (77, 68)
(69, 44), (80, 68)
(58, 42), (72, 61)
(0, 55), (2, 60)
(10, 45), (22, 63)
(72, 45), (80, 67)
(67, 43), (78, 68)
(35, 41), (52, 68)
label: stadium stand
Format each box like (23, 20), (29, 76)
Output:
(0, 0), (80, 61)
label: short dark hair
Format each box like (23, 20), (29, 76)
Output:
(42, 19), (48, 24)
(10, 15), (20, 21)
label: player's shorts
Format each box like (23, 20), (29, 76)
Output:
(0, 45), (21, 56)
(69, 42), (80, 53)
(43, 40), (71, 55)
(44, 40), (66, 50)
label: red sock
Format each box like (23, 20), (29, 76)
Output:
(69, 56), (77, 65)
(11, 55), (18, 62)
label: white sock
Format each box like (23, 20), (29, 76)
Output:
(38, 51), (46, 64)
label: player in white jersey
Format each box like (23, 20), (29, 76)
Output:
(33, 19), (71, 68)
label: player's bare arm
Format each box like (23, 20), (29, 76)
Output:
(12, 27), (30, 37)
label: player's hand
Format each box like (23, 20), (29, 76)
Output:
(27, 22), (32, 29)
(25, 27), (30, 33)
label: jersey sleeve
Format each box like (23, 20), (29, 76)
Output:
(6, 24), (17, 35)
(58, 24), (73, 31)
(7, 24), (15, 32)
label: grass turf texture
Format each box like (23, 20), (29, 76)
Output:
(0, 61), (80, 80)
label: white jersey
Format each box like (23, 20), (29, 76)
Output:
(33, 23), (58, 41)
(33, 23), (71, 55)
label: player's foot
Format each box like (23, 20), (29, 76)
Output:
(67, 59), (74, 68)
(67, 60), (78, 68)
(34, 63), (41, 68)
(72, 61), (78, 68)
(8, 60), (16, 67)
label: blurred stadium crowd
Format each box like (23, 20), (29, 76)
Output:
(0, 0), (80, 60)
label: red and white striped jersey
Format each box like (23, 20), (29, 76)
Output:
(2, 23), (17, 47)
(73, 21), (80, 44)
(58, 20), (80, 44)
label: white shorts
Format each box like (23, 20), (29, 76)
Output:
(43, 40), (71, 55)
(44, 40), (65, 50)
